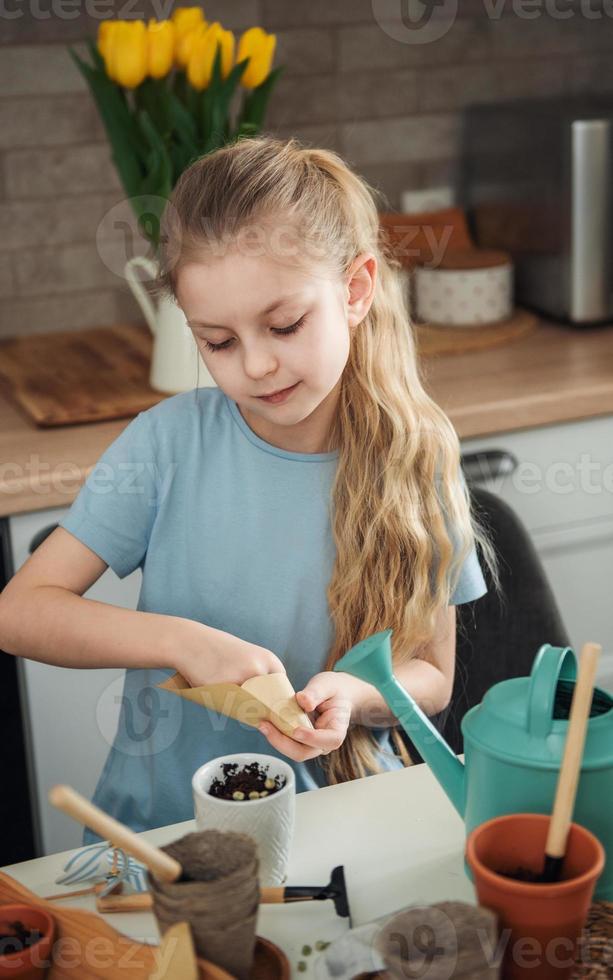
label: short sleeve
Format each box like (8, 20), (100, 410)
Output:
(58, 412), (158, 579)
(438, 466), (488, 606)
(449, 542), (487, 605)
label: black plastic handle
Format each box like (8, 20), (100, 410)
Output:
(460, 449), (518, 485)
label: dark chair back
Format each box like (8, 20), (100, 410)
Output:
(401, 485), (571, 762)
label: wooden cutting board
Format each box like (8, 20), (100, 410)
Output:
(0, 308), (537, 430)
(416, 308), (538, 357)
(0, 323), (168, 428)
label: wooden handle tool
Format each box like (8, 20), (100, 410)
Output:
(97, 888), (296, 913)
(96, 866), (351, 926)
(48, 784), (185, 883)
(542, 641), (601, 882)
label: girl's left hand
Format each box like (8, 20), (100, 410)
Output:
(258, 671), (356, 762)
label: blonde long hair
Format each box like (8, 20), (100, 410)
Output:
(154, 134), (499, 783)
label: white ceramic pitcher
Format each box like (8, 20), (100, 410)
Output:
(124, 256), (216, 394)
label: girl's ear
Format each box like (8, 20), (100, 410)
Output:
(346, 253), (377, 330)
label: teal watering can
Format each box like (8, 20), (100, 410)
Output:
(334, 629), (613, 900)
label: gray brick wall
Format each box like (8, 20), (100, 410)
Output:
(1, 0), (612, 337)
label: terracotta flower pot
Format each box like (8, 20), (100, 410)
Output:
(466, 813), (605, 980)
(0, 904), (55, 979)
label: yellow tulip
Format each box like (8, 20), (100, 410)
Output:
(97, 19), (115, 60)
(215, 25), (235, 80)
(236, 26), (276, 89)
(146, 19), (175, 79)
(187, 21), (235, 89)
(108, 21), (148, 88)
(172, 6), (205, 32)
(103, 21), (125, 82)
(97, 19), (123, 79)
(172, 7), (205, 41)
(175, 21), (208, 69)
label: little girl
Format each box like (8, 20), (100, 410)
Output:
(0, 136), (496, 842)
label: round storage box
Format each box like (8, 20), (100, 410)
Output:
(413, 248), (513, 326)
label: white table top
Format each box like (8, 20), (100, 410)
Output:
(1, 762), (476, 977)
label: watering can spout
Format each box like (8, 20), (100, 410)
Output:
(334, 629), (466, 817)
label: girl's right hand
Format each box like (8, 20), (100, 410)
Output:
(172, 619), (286, 688)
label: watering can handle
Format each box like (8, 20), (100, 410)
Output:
(527, 644), (576, 738)
(124, 256), (159, 335)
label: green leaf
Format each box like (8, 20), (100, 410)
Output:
(172, 69), (189, 106)
(134, 108), (174, 247)
(68, 44), (146, 199)
(134, 77), (171, 140)
(133, 77), (198, 183)
(199, 45), (248, 154)
(216, 54), (250, 146)
(138, 108), (173, 195)
(186, 82), (200, 132)
(240, 64), (285, 130)
(133, 194), (168, 250)
(233, 120), (259, 141)
(198, 43), (222, 148)
(212, 39), (223, 87)
(85, 36), (106, 73)
(207, 49), (223, 143)
(168, 89), (197, 145)
(166, 89), (199, 176)
(221, 56), (250, 99)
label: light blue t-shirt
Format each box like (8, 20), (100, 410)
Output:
(58, 387), (486, 842)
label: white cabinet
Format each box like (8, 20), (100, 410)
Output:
(9, 506), (142, 856)
(461, 414), (613, 689)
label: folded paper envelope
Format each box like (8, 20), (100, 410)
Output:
(157, 671), (314, 739)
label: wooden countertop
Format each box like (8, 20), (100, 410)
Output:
(1, 317), (612, 517)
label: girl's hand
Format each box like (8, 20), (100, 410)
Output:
(173, 619), (285, 687)
(258, 671), (357, 762)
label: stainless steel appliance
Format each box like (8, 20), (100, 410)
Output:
(460, 95), (613, 325)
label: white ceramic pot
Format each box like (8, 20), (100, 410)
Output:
(192, 753), (295, 887)
(124, 256), (217, 394)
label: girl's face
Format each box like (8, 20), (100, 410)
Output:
(176, 249), (369, 453)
